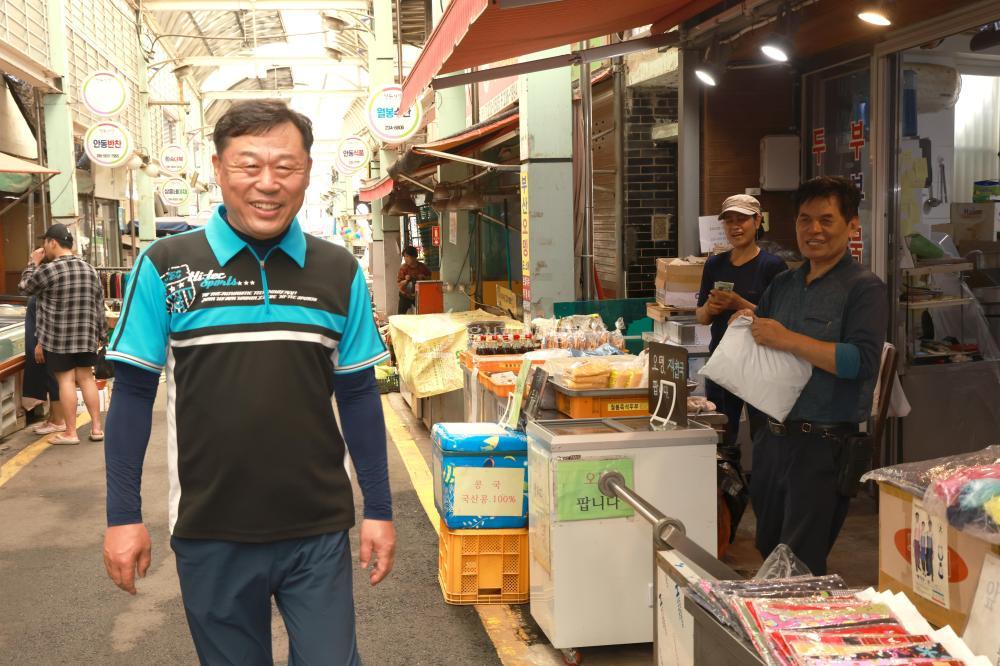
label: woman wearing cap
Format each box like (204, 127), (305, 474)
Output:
(696, 194), (786, 452)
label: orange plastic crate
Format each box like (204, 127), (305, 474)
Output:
(553, 388), (649, 418)
(438, 519), (529, 605)
(478, 371), (516, 398)
(459, 350), (544, 374)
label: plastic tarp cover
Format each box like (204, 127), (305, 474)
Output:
(862, 445), (1000, 497)
(388, 310), (525, 399)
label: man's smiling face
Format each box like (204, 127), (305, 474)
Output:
(212, 121), (312, 240)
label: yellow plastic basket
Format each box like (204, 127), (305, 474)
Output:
(438, 519), (529, 605)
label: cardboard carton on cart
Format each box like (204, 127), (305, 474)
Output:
(877, 482), (1000, 632)
(655, 258), (705, 308)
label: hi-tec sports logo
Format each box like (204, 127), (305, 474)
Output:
(161, 265), (258, 313)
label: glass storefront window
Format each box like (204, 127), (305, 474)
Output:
(804, 60), (872, 269)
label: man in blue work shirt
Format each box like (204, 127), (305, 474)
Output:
(102, 100), (394, 665)
(733, 176), (886, 575)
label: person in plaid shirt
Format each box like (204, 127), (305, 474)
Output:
(19, 223), (106, 445)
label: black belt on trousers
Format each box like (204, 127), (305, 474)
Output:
(767, 419), (857, 438)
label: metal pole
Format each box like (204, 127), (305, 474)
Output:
(394, 0), (404, 85)
(34, 89), (48, 232)
(613, 55), (626, 298)
(599, 471), (742, 581)
(579, 42), (595, 300)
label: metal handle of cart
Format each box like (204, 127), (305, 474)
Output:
(598, 471), (742, 582)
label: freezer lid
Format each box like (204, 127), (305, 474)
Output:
(527, 418), (717, 453)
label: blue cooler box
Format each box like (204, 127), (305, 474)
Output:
(432, 423), (528, 529)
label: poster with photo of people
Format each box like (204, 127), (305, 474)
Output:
(912, 500), (950, 608)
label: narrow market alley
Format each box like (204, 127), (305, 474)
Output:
(0, 389), (659, 665)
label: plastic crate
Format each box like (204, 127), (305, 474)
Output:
(438, 519), (529, 605)
(478, 371), (515, 399)
(553, 386), (649, 418)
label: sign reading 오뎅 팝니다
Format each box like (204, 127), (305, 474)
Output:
(555, 458), (634, 522)
(160, 144), (187, 174)
(159, 177), (191, 207)
(366, 85), (421, 144)
(84, 121), (133, 168)
(335, 135), (370, 174)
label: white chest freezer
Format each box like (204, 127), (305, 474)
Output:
(526, 417), (717, 652)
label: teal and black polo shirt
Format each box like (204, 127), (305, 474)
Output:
(107, 206), (389, 542)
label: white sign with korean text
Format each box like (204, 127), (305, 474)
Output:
(449, 211), (458, 245)
(366, 85), (422, 144)
(159, 177), (191, 207)
(81, 71), (129, 117)
(335, 135), (370, 174)
(452, 467), (524, 517)
(160, 144), (187, 174)
(83, 121), (132, 168)
(699, 215), (731, 254)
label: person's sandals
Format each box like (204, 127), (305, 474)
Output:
(49, 435), (80, 445)
(33, 422), (66, 435)
(89, 432), (104, 442)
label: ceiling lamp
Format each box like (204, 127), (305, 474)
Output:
(455, 190), (485, 211)
(695, 61), (720, 87)
(387, 188), (419, 215)
(760, 34), (792, 62)
(857, 1), (893, 26)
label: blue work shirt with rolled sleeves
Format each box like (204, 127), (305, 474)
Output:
(755, 251), (887, 423)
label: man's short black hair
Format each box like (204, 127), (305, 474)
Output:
(402, 246), (418, 258)
(795, 176), (862, 222)
(212, 100), (314, 155)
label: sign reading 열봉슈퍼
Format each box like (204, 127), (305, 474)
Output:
(335, 136), (370, 174)
(159, 177), (191, 207)
(81, 71), (129, 117)
(160, 144), (187, 174)
(366, 85), (421, 144)
(84, 122), (133, 168)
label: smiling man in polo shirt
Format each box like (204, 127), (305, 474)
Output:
(102, 100), (393, 665)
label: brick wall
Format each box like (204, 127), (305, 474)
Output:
(624, 87), (678, 298)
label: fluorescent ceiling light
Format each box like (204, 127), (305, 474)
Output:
(695, 66), (718, 87)
(857, 2), (893, 26)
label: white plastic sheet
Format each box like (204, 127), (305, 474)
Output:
(698, 316), (812, 422)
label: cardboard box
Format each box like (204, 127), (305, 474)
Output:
(877, 482), (1000, 632)
(949, 202), (1000, 242)
(957, 240), (1000, 270)
(655, 258), (704, 307)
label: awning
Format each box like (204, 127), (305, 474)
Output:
(359, 109), (520, 203)
(0, 152), (58, 175)
(400, 0), (719, 114)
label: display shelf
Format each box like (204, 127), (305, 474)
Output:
(902, 261), (973, 277)
(904, 297), (974, 310)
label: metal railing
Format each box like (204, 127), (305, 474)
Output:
(598, 471), (742, 582)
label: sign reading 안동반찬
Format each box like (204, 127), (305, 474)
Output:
(159, 177), (191, 207)
(84, 122), (132, 168)
(366, 85), (421, 144)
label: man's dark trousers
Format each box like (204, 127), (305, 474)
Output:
(171, 530), (361, 665)
(750, 429), (851, 576)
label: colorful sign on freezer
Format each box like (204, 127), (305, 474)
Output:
(83, 121), (132, 168)
(366, 85), (421, 143)
(335, 135), (370, 174)
(81, 71), (129, 117)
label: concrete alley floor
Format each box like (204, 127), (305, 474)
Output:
(0, 388), (879, 665)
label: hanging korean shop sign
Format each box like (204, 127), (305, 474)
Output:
(159, 177), (191, 207)
(366, 85), (421, 143)
(160, 144), (187, 174)
(84, 121), (133, 168)
(335, 135), (370, 174)
(81, 71), (129, 117)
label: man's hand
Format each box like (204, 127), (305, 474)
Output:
(358, 519), (396, 586)
(751, 316), (793, 351)
(30, 248), (44, 266)
(708, 289), (747, 311)
(103, 523), (152, 595)
(34, 343), (44, 364)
